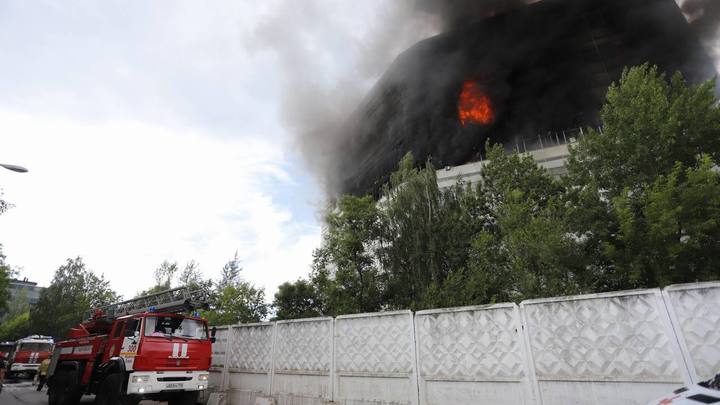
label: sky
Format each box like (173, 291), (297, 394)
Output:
(0, 0), (424, 299)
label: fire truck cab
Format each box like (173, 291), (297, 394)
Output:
(47, 287), (215, 405)
(7, 335), (54, 377)
(0, 341), (15, 360)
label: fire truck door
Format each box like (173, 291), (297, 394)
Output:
(106, 321), (125, 364)
(118, 318), (140, 371)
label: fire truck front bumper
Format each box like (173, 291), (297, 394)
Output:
(126, 371), (209, 395)
(10, 363), (39, 372)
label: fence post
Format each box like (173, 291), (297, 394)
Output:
(518, 303), (541, 405)
(652, 289), (694, 385)
(330, 317), (336, 403)
(411, 312), (421, 405)
(222, 326), (234, 393)
(268, 322), (278, 396)
(661, 290), (695, 383)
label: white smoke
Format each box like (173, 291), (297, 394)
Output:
(246, 1), (439, 195)
(675, 0), (720, 73)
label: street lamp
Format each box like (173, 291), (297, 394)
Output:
(0, 163), (28, 173)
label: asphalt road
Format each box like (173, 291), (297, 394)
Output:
(0, 377), (162, 405)
(0, 378), (81, 405)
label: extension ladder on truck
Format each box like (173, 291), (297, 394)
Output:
(85, 286), (209, 319)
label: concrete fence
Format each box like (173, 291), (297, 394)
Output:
(208, 282), (720, 405)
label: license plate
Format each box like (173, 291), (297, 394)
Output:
(166, 383), (183, 389)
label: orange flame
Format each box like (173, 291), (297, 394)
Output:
(458, 80), (494, 127)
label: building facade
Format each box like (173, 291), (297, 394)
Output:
(2, 278), (44, 320)
(436, 129), (579, 190)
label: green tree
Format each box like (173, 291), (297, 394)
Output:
(218, 251), (242, 290)
(206, 253), (268, 325)
(311, 194), (384, 315)
(177, 260), (212, 291)
(466, 197), (587, 302)
(379, 153), (485, 310)
(30, 257), (119, 339)
(564, 64), (720, 290)
(208, 283), (268, 325)
(610, 156), (720, 286)
(0, 245), (13, 317)
(2, 287), (29, 322)
(135, 260), (207, 297)
(154, 260), (178, 289)
(272, 279), (325, 320)
(445, 144), (588, 304)
(0, 311), (31, 341)
(566, 64), (720, 198)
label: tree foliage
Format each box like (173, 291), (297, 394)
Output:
(208, 282), (268, 325)
(135, 260), (212, 297)
(30, 257), (120, 339)
(311, 194), (384, 315)
(610, 156), (720, 286)
(452, 144), (588, 304)
(273, 279), (325, 320)
(0, 311), (30, 341)
(0, 245), (12, 317)
(566, 64), (720, 198)
(131, 254), (268, 326)
(206, 253), (267, 324)
(218, 252), (242, 291)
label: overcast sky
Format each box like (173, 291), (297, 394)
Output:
(0, 0), (428, 299)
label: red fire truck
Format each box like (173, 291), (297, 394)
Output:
(47, 287), (216, 405)
(7, 335), (54, 377)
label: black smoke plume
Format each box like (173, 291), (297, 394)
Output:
(257, 0), (718, 198)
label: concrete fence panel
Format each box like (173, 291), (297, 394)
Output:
(333, 310), (419, 405)
(227, 323), (276, 405)
(663, 281), (720, 382)
(209, 326), (230, 392)
(520, 289), (689, 405)
(271, 317), (334, 405)
(415, 303), (537, 405)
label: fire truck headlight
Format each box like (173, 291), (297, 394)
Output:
(198, 385), (205, 390)
(198, 374), (209, 382)
(131, 375), (150, 383)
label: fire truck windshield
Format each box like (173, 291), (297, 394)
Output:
(18, 342), (52, 352)
(144, 316), (207, 340)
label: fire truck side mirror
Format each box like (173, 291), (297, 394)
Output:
(210, 326), (217, 343)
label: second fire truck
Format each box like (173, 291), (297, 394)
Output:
(47, 287), (216, 405)
(7, 335), (54, 377)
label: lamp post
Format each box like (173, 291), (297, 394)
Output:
(0, 163), (28, 173)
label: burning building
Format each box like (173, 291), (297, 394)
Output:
(335, 0), (717, 196)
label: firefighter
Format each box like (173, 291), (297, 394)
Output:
(36, 357), (50, 391)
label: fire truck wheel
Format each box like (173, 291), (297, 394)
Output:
(167, 391), (199, 405)
(48, 368), (82, 405)
(95, 374), (140, 405)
